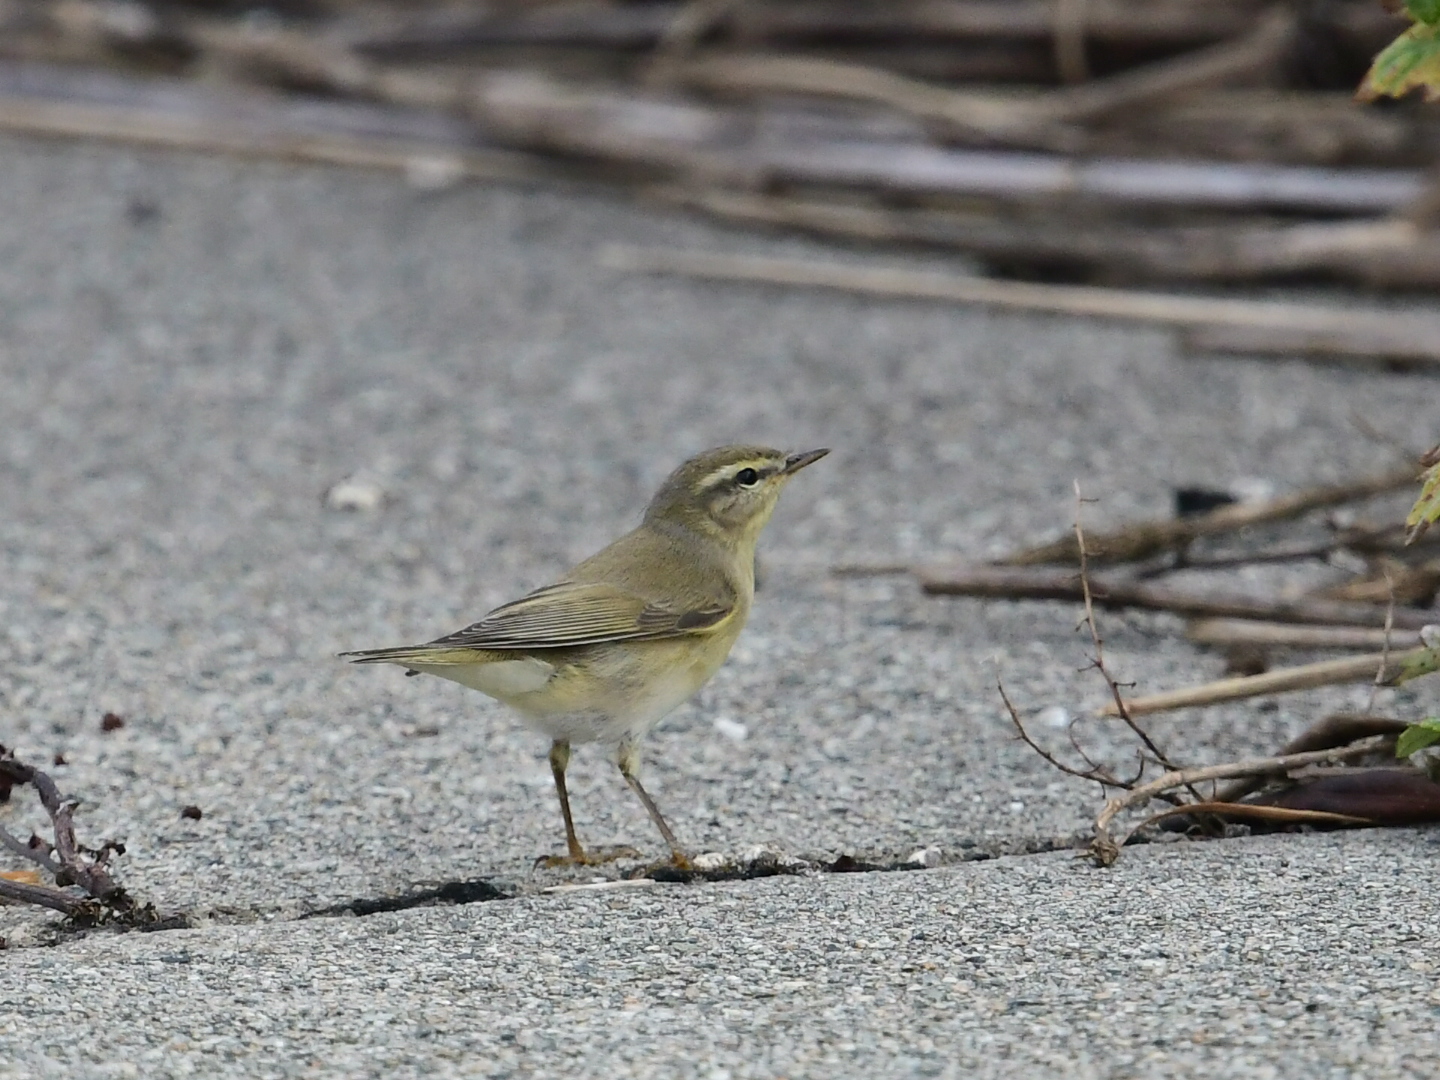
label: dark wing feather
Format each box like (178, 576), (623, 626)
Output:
(424, 581), (731, 651)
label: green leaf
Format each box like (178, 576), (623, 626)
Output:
(1391, 646), (1440, 684)
(1407, 454), (1440, 543)
(1407, 0), (1440, 26)
(1358, 22), (1440, 101)
(1396, 718), (1440, 758)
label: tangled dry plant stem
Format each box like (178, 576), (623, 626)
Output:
(1089, 740), (1390, 865)
(0, 746), (151, 925)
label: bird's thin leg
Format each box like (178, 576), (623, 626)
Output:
(617, 741), (689, 867)
(549, 740), (587, 862)
(538, 741), (641, 868)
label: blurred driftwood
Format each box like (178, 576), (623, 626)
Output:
(460, 70), (1429, 213)
(602, 246), (1440, 365)
(669, 7), (1295, 142)
(1186, 619), (1423, 652)
(350, 2), (1292, 54)
(0, 0), (1434, 292)
(655, 188), (1440, 289)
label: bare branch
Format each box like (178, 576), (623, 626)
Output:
(1073, 481), (1191, 789)
(996, 677), (1128, 792)
(1090, 740), (1389, 865)
(0, 745), (153, 924)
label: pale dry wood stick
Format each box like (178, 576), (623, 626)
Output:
(457, 72), (1430, 213)
(0, 83), (579, 185)
(914, 565), (1439, 631)
(1134, 800), (1373, 830)
(1182, 323), (1440, 369)
(1090, 740), (1389, 864)
(1186, 619), (1422, 652)
(655, 188), (1440, 292)
(1097, 646), (1438, 718)
(601, 246), (1440, 361)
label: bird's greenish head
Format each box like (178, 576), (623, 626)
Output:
(643, 445), (829, 548)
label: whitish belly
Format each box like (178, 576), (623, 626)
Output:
(417, 637), (734, 747)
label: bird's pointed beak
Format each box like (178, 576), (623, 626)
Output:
(782, 448), (830, 475)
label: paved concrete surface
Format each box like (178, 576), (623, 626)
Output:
(0, 133), (1437, 1076)
(5, 830), (1440, 1080)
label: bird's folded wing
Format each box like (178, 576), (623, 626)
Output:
(424, 581), (732, 651)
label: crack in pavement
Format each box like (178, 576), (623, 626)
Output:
(1, 834), (1088, 947)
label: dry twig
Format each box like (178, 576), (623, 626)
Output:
(1089, 740), (1389, 864)
(1072, 482), (1192, 789)
(0, 745), (153, 924)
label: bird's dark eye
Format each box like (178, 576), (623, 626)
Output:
(735, 468), (759, 487)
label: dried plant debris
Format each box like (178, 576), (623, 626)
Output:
(885, 454), (1440, 654)
(990, 478), (1440, 866)
(0, 744), (158, 928)
(0, 1), (1435, 291)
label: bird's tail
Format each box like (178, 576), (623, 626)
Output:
(339, 645), (493, 666)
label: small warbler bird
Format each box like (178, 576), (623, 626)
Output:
(343, 445), (828, 866)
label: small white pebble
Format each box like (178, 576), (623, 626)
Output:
(1008, 801), (1025, 813)
(1036, 705), (1071, 730)
(325, 476), (386, 512)
(405, 155), (466, 191)
(712, 716), (748, 742)
(905, 847), (941, 868)
(1421, 624), (1439, 649)
(1229, 477), (1275, 503)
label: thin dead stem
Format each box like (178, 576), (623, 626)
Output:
(0, 746), (153, 924)
(997, 678), (1129, 792)
(1134, 800), (1373, 831)
(1366, 571), (1397, 714)
(1089, 739), (1389, 865)
(1073, 481), (1198, 797)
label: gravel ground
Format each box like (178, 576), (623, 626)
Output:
(4, 831), (1438, 1079)
(0, 133), (1437, 1076)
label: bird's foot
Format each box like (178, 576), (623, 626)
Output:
(534, 844), (643, 869)
(631, 849), (693, 879)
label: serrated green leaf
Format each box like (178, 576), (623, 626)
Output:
(1407, 459), (1440, 543)
(1358, 22), (1440, 101)
(1408, 0), (1440, 26)
(1396, 718), (1440, 758)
